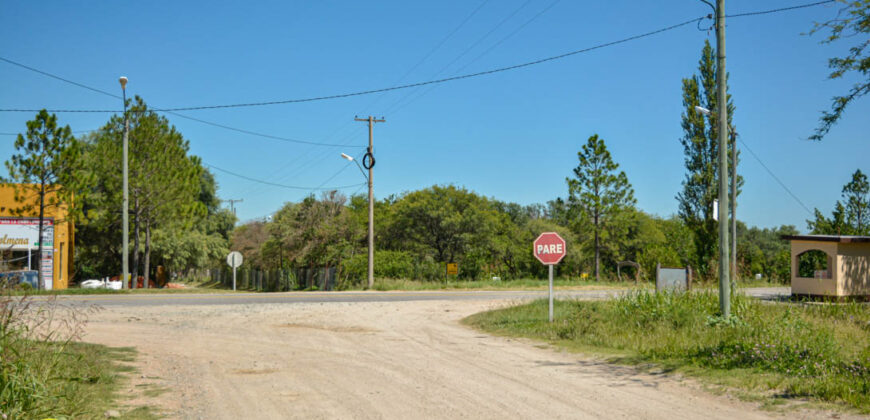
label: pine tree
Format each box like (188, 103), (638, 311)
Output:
(567, 134), (636, 282)
(2, 110), (87, 289)
(809, 169), (870, 236)
(90, 97), (203, 286)
(676, 40), (741, 275)
(842, 169), (869, 234)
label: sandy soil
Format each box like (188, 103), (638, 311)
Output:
(82, 298), (845, 419)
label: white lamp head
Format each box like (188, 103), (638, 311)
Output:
(119, 76), (128, 89)
(340, 153), (354, 161)
(694, 105), (711, 116)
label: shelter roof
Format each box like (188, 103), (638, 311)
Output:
(781, 235), (870, 243)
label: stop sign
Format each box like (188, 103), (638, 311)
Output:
(533, 232), (567, 265)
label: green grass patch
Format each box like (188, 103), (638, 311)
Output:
(465, 290), (870, 412)
(1, 341), (159, 419)
(0, 293), (160, 419)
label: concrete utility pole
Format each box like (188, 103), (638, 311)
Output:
(120, 76), (129, 290)
(354, 116), (385, 290)
(715, 0), (731, 317)
(223, 198), (243, 216)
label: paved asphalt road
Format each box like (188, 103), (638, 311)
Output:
(46, 287), (790, 307)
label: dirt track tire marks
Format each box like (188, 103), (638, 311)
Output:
(82, 298), (832, 419)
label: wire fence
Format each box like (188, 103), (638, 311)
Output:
(182, 267), (339, 292)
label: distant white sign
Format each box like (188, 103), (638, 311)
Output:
(226, 251), (243, 268)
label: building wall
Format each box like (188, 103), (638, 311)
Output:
(836, 243), (870, 296)
(0, 184), (74, 289)
(790, 240), (838, 296)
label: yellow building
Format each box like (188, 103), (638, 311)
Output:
(784, 235), (870, 298)
(0, 184), (74, 289)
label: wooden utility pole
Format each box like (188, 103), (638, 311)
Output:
(354, 116), (385, 290)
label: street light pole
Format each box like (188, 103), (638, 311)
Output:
(119, 76), (129, 290)
(715, 0), (731, 317)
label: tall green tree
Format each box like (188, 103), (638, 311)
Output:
(86, 97), (206, 284)
(2, 110), (87, 289)
(842, 169), (869, 233)
(809, 0), (870, 140)
(566, 134), (636, 282)
(809, 169), (870, 235)
(387, 185), (500, 266)
(676, 40), (741, 275)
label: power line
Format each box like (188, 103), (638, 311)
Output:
(725, 0), (834, 18)
(0, 57), (361, 148)
(1, 15), (708, 113)
(738, 138), (814, 216)
(0, 1), (836, 114)
(1, 129), (96, 136)
(384, 0), (561, 116)
(206, 163), (365, 191)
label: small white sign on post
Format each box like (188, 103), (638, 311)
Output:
(226, 251), (243, 291)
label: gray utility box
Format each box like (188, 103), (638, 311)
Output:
(655, 263), (692, 293)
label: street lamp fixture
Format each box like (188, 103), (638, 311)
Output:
(694, 105), (711, 115)
(341, 152), (368, 180)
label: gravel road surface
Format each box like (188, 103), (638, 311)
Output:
(75, 287), (848, 419)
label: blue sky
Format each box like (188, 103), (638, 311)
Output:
(1, 1), (867, 231)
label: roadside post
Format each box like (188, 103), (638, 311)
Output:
(533, 232), (567, 323)
(227, 251), (243, 291)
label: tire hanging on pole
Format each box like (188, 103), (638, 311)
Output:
(362, 150), (375, 170)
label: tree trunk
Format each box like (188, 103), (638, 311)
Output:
(144, 221), (151, 289)
(37, 182), (46, 290)
(594, 213), (600, 282)
(131, 200), (140, 288)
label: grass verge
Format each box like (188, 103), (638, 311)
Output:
(0, 294), (159, 419)
(464, 290), (870, 413)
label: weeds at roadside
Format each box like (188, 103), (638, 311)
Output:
(465, 290), (870, 413)
(0, 290), (158, 419)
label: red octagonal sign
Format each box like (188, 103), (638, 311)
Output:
(533, 232), (567, 265)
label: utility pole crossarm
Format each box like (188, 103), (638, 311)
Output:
(222, 198), (243, 216)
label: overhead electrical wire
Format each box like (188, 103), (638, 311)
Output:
(0, 16), (713, 113)
(737, 138), (814, 216)
(384, 0), (561, 116)
(206, 163), (365, 191)
(232, 1), (496, 197)
(0, 57), (361, 148)
(725, 0), (834, 18)
(0, 1), (836, 114)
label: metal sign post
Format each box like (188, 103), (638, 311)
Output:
(548, 264), (554, 322)
(533, 232), (567, 323)
(226, 251), (243, 291)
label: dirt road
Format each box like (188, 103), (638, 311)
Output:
(83, 297), (817, 419)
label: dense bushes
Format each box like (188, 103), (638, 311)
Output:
(232, 186), (798, 284)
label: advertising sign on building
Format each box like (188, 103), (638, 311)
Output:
(0, 217), (53, 249)
(0, 217), (54, 289)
